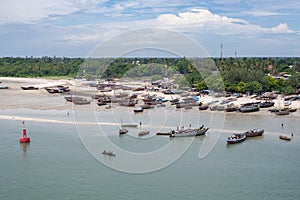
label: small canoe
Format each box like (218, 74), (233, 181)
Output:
(0, 86), (9, 89)
(97, 101), (107, 106)
(133, 106), (143, 112)
(279, 135), (292, 141)
(21, 86), (38, 90)
(119, 128), (128, 135)
(122, 124), (138, 128)
(288, 108), (297, 112)
(102, 150), (116, 156)
(156, 132), (171, 136)
(138, 130), (150, 137)
(72, 99), (91, 105)
(199, 105), (209, 110)
(275, 110), (289, 115)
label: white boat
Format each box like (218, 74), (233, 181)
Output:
(133, 106), (143, 112)
(169, 126), (209, 137)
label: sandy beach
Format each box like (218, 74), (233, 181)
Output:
(0, 77), (299, 117)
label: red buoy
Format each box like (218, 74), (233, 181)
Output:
(19, 121), (30, 143)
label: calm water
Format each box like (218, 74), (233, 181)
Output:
(0, 107), (299, 200)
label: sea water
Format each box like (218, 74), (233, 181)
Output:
(0, 107), (299, 200)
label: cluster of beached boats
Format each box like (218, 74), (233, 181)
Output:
(62, 84), (299, 115)
(62, 90), (299, 117)
(207, 99), (298, 115)
(15, 79), (299, 116)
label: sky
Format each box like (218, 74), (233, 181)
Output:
(0, 0), (300, 57)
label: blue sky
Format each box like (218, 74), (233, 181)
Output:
(0, 0), (300, 57)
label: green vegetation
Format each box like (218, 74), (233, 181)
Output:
(0, 56), (82, 77)
(0, 56), (299, 94)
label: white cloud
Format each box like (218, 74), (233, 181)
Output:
(244, 11), (284, 17)
(153, 9), (295, 35)
(0, 0), (107, 24)
(0, 0), (72, 24)
(270, 23), (294, 34)
(157, 8), (246, 26)
(1, 1), (299, 57)
(56, 9), (296, 48)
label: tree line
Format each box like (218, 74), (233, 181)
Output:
(0, 56), (299, 94)
(0, 56), (82, 77)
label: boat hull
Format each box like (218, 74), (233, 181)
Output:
(279, 135), (291, 141)
(239, 106), (260, 113)
(227, 134), (246, 144)
(244, 129), (264, 137)
(119, 128), (128, 135)
(170, 127), (209, 137)
(138, 130), (150, 136)
(102, 151), (116, 156)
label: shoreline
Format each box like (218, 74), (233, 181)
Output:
(0, 77), (299, 117)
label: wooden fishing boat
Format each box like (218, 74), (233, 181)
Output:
(97, 101), (107, 106)
(0, 86), (9, 89)
(138, 130), (150, 137)
(45, 86), (70, 94)
(102, 150), (116, 156)
(244, 129), (264, 137)
(119, 100), (136, 107)
(227, 133), (246, 144)
(169, 98), (179, 103)
(184, 106), (193, 110)
(21, 86), (38, 90)
(275, 110), (289, 115)
(119, 128), (128, 135)
(259, 101), (275, 108)
(268, 108), (279, 113)
(288, 108), (297, 112)
(279, 135), (292, 141)
(133, 106), (143, 113)
(225, 106), (238, 112)
(72, 98), (91, 105)
(239, 105), (260, 113)
(199, 105), (209, 110)
(210, 105), (226, 111)
(122, 124), (138, 128)
(64, 96), (85, 102)
(169, 126), (209, 137)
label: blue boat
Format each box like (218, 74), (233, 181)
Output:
(227, 133), (246, 144)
